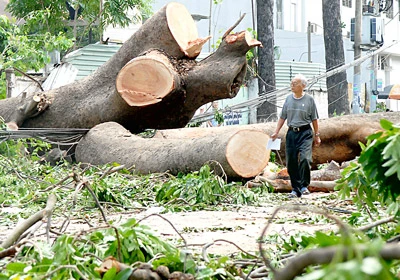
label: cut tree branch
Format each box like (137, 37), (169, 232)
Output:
(274, 243), (400, 280)
(1, 194), (57, 249)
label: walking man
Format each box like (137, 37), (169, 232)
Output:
(270, 74), (321, 198)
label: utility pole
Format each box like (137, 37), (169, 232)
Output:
(307, 21), (312, 62)
(369, 54), (378, 112)
(5, 68), (15, 99)
(352, 0), (362, 114)
(208, 0), (212, 52)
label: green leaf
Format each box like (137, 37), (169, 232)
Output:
(115, 268), (133, 280)
(380, 119), (393, 130)
(103, 267), (117, 280)
(6, 262), (27, 272)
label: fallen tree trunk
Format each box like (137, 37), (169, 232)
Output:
(154, 112), (400, 166)
(75, 122), (271, 178)
(0, 3), (260, 133)
(257, 177), (337, 192)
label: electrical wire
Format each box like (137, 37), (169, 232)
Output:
(0, 128), (90, 146)
(191, 40), (399, 123)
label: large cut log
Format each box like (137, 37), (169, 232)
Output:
(153, 112), (400, 166)
(0, 2), (260, 133)
(75, 122), (271, 178)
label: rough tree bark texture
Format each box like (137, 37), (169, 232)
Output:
(75, 122), (271, 178)
(256, 0), (277, 122)
(0, 3), (260, 133)
(153, 112), (400, 167)
(322, 0), (350, 116)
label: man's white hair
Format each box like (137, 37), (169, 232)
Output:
(293, 73), (307, 86)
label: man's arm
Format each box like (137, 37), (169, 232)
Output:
(271, 118), (286, 140)
(312, 119), (321, 146)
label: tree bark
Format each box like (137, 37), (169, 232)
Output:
(256, 0), (277, 122)
(153, 112), (400, 167)
(274, 243), (400, 280)
(322, 0), (350, 116)
(75, 122), (271, 178)
(0, 3), (259, 133)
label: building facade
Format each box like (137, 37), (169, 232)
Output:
(153, 0), (400, 120)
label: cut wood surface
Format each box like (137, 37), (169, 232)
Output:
(116, 50), (180, 106)
(166, 2), (210, 58)
(75, 122), (270, 178)
(154, 112), (400, 166)
(0, 2), (258, 133)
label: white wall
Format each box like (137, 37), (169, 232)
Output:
(152, 0), (400, 119)
(152, 0), (254, 53)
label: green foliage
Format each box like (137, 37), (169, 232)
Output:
(152, 250), (197, 276)
(268, 230), (397, 279)
(214, 110), (224, 125)
(246, 28), (257, 62)
(101, 0), (152, 28)
(155, 165), (265, 207)
(361, 120), (400, 194)
(332, 109), (346, 117)
(2, 121), (400, 280)
(269, 151), (276, 163)
(374, 102), (388, 113)
(0, 140), (271, 279)
(0, 14), (73, 73)
(6, 0), (153, 38)
(0, 219), (180, 279)
(337, 120), (400, 214)
(1, 0), (153, 95)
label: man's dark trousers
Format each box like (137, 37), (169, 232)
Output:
(285, 128), (313, 197)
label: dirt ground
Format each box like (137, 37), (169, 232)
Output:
(129, 192), (343, 255)
(1, 192), (348, 256)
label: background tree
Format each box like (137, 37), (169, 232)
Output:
(5, 0), (153, 49)
(256, 0), (277, 122)
(322, 0), (350, 116)
(0, 0), (153, 99)
(0, 15), (73, 98)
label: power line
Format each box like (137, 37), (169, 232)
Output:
(190, 40), (398, 123)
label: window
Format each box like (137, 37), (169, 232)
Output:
(342, 0), (352, 8)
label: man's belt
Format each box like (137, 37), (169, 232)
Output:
(288, 125), (311, 132)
